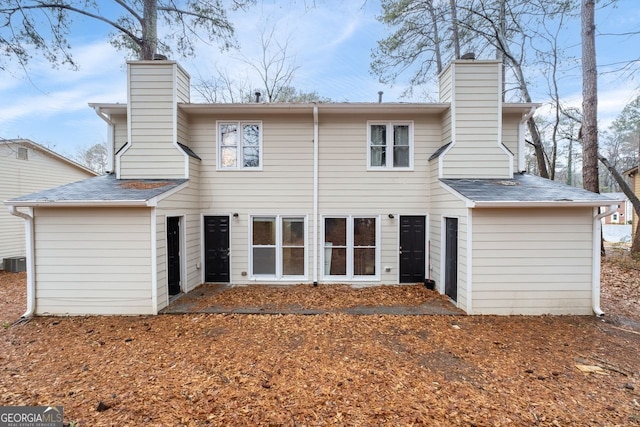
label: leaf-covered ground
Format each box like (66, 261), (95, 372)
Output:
(1, 257), (639, 426)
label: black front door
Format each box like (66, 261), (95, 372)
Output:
(399, 216), (426, 283)
(445, 217), (458, 301)
(167, 217), (181, 295)
(204, 216), (230, 282)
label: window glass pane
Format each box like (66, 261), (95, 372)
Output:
(221, 146), (237, 167)
(243, 124), (260, 146)
(354, 217), (376, 246)
(243, 147), (260, 168)
(370, 125), (386, 145)
(370, 146), (386, 167)
(253, 248), (276, 274)
(325, 247), (347, 275)
(394, 146), (410, 167)
(394, 125), (409, 146)
(283, 248), (305, 275)
(354, 248), (376, 275)
(324, 218), (347, 246)
(220, 124), (237, 146)
(253, 217), (276, 245)
(283, 218), (304, 246)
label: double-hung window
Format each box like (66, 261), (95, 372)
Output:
(368, 121), (413, 170)
(323, 216), (379, 279)
(218, 121), (262, 169)
(251, 216), (306, 279)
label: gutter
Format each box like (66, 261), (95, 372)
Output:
(92, 106), (115, 173)
(592, 204), (619, 316)
(7, 206), (35, 318)
(313, 105), (319, 286)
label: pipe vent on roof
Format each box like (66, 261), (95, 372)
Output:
(378, 91), (383, 103)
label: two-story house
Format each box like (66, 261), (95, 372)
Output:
(6, 59), (619, 316)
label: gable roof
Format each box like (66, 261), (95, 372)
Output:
(5, 174), (187, 207)
(441, 173), (623, 208)
(1, 139), (97, 176)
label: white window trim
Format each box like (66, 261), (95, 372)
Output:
(249, 215), (308, 281)
(366, 121), (414, 171)
(216, 120), (263, 170)
(322, 215), (381, 281)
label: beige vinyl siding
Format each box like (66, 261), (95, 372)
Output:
(112, 114), (128, 154)
(428, 166), (469, 310)
(191, 113), (315, 284)
(471, 208), (594, 315)
(33, 207), (153, 315)
(441, 61), (511, 179)
(439, 66), (453, 103)
(319, 113), (439, 284)
(120, 61), (185, 179)
(502, 113), (520, 168)
(155, 158), (201, 310)
(0, 143), (95, 261)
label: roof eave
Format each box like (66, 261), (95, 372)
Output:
(4, 200), (150, 208)
(471, 200), (623, 208)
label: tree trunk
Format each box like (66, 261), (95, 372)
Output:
(449, 0), (460, 59)
(428, 1), (443, 74)
(527, 118), (550, 178)
(598, 153), (640, 253)
(141, 0), (158, 60)
(582, 0), (599, 193)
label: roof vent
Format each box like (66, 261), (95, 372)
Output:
(255, 91), (262, 103)
(152, 53), (167, 60)
(378, 91), (384, 103)
(461, 52), (476, 60)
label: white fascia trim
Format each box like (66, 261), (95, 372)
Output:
(472, 200), (625, 208)
(5, 200), (149, 208)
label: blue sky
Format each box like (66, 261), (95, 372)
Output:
(0, 0), (639, 159)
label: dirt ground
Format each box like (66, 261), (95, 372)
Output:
(1, 255), (639, 426)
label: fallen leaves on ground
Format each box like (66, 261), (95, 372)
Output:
(0, 257), (639, 426)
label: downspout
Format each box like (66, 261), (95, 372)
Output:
(8, 206), (35, 318)
(313, 105), (319, 286)
(518, 106), (537, 173)
(92, 106), (115, 173)
(592, 204), (619, 316)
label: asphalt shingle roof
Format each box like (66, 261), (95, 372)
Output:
(6, 174), (187, 206)
(441, 173), (621, 205)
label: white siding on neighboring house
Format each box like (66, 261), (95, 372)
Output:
(119, 61), (186, 179)
(471, 208), (594, 315)
(33, 207), (153, 315)
(155, 157), (201, 311)
(440, 61), (511, 179)
(1, 141), (95, 261)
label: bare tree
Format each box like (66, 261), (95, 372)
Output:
(0, 0), (253, 71)
(74, 142), (108, 174)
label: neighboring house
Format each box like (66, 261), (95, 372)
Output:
(625, 166), (638, 238)
(5, 59), (620, 316)
(601, 192), (632, 224)
(1, 139), (97, 267)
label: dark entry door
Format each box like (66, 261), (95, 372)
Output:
(204, 216), (230, 282)
(167, 217), (181, 295)
(444, 217), (458, 301)
(399, 216), (426, 283)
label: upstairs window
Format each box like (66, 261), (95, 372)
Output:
(368, 121), (413, 170)
(218, 121), (262, 170)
